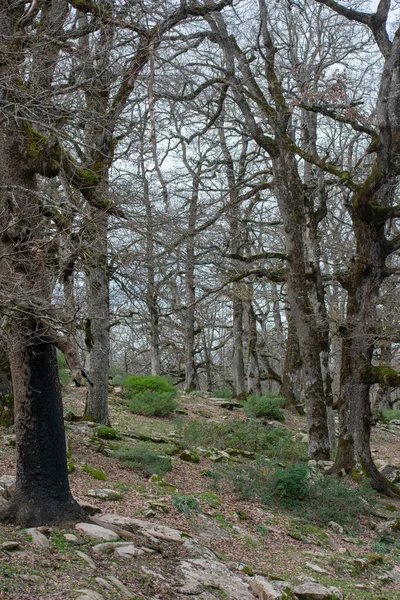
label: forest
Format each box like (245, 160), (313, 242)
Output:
(0, 0), (400, 599)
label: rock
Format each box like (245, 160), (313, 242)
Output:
(99, 514), (186, 543)
(92, 541), (138, 556)
(86, 488), (123, 501)
(0, 541), (19, 551)
(225, 448), (256, 459)
(293, 582), (342, 599)
(114, 544), (145, 558)
(250, 576), (282, 599)
(76, 590), (105, 600)
(106, 575), (135, 599)
(179, 449), (200, 463)
(95, 578), (115, 591)
(328, 522), (344, 534)
(26, 528), (50, 549)
(379, 464), (400, 484)
(64, 533), (84, 545)
(389, 419), (400, 426)
(144, 499), (170, 514)
(75, 550), (96, 569)
(75, 523), (120, 542)
(376, 519), (400, 534)
(179, 558), (256, 600)
(214, 400), (242, 410)
(0, 475), (16, 499)
(148, 474), (177, 491)
(75, 498), (101, 515)
(305, 562), (329, 574)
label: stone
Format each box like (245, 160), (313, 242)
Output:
(379, 464), (400, 484)
(20, 574), (44, 583)
(376, 519), (400, 534)
(99, 514), (186, 543)
(179, 558), (256, 600)
(95, 578), (114, 591)
(76, 590), (105, 600)
(75, 498), (101, 515)
(305, 562), (329, 574)
(179, 449), (200, 463)
(250, 576), (282, 599)
(0, 541), (19, 551)
(225, 448), (256, 459)
(0, 475), (16, 499)
(27, 528), (50, 549)
(106, 575), (135, 599)
(328, 522), (344, 534)
(63, 533), (84, 545)
(3, 435), (16, 447)
(114, 544), (145, 558)
(293, 582), (342, 599)
(76, 550), (96, 569)
(75, 523), (120, 541)
(86, 488), (123, 501)
(92, 541), (137, 555)
(148, 474), (177, 491)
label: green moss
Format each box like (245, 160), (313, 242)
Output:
(77, 168), (101, 187)
(93, 425), (121, 440)
(23, 122), (47, 159)
(82, 463), (107, 481)
(361, 362), (400, 387)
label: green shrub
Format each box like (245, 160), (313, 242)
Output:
(269, 463), (310, 505)
(109, 364), (126, 385)
(211, 388), (232, 399)
(115, 444), (171, 476)
(82, 464), (107, 481)
(382, 409), (400, 422)
(245, 393), (285, 422)
(127, 390), (178, 417)
(123, 375), (176, 395)
(93, 425), (121, 440)
(226, 460), (376, 528)
(180, 418), (307, 462)
(173, 494), (200, 515)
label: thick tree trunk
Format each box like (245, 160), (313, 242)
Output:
(280, 312), (303, 413)
(0, 322), (83, 526)
(245, 299), (261, 396)
(332, 218), (398, 494)
(273, 150), (330, 459)
(84, 211), (110, 425)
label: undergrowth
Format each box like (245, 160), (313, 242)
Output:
(180, 418), (307, 462)
(123, 375), (178, 416)
(244, 393), (285, 422)
(114, 444), (171, 476)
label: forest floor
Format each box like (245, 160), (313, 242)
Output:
(0, 385), (399, 600)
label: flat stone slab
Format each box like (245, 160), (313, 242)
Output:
(114, 544), (145, 558)
(27, 528), (50, 549)
(92, 541), (139, 556)
(86, 488), (123, 501)
(179, 558), (256, 600)
(99, 514), (186, 543)
(76, 590), (105, 600)
(75, 523), (120, 541)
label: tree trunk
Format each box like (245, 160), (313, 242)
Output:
(84, 211), (110, 425)
(232, 291), (246, 398)
(245, 299), (261, 396)
(332, 217), (398, 494)
(280, 312), (303, 413)
(0, 322), (83, 526)
(273, 150), (330, 459)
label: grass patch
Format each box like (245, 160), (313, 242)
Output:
(57, 351), (70, 387)
(244, 393), (285, 422)
(114, 444), (171, 477)
(173, 494), (200, 515)
(383, 409), (400, 422)
(180, 418), (307, 462)
(93, 425), (121, 440)
(82, 464), (107, 481)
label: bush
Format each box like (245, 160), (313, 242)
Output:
(93, 425), (121, 440)
(382, 409), (400, 422)
(115, 444), (171, 476)
(245, 393), (285, 422)
(269, 462), (310, 505)
(180, 418), (307, 462)
(123, 374), (176, 395)
(211, 388), (232, 399)
(109, 364), (126, 385)
(127, 390), (178, 417)
(173, 494), (200, 515)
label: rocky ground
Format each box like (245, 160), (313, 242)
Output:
(0, 386), (399, 600)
